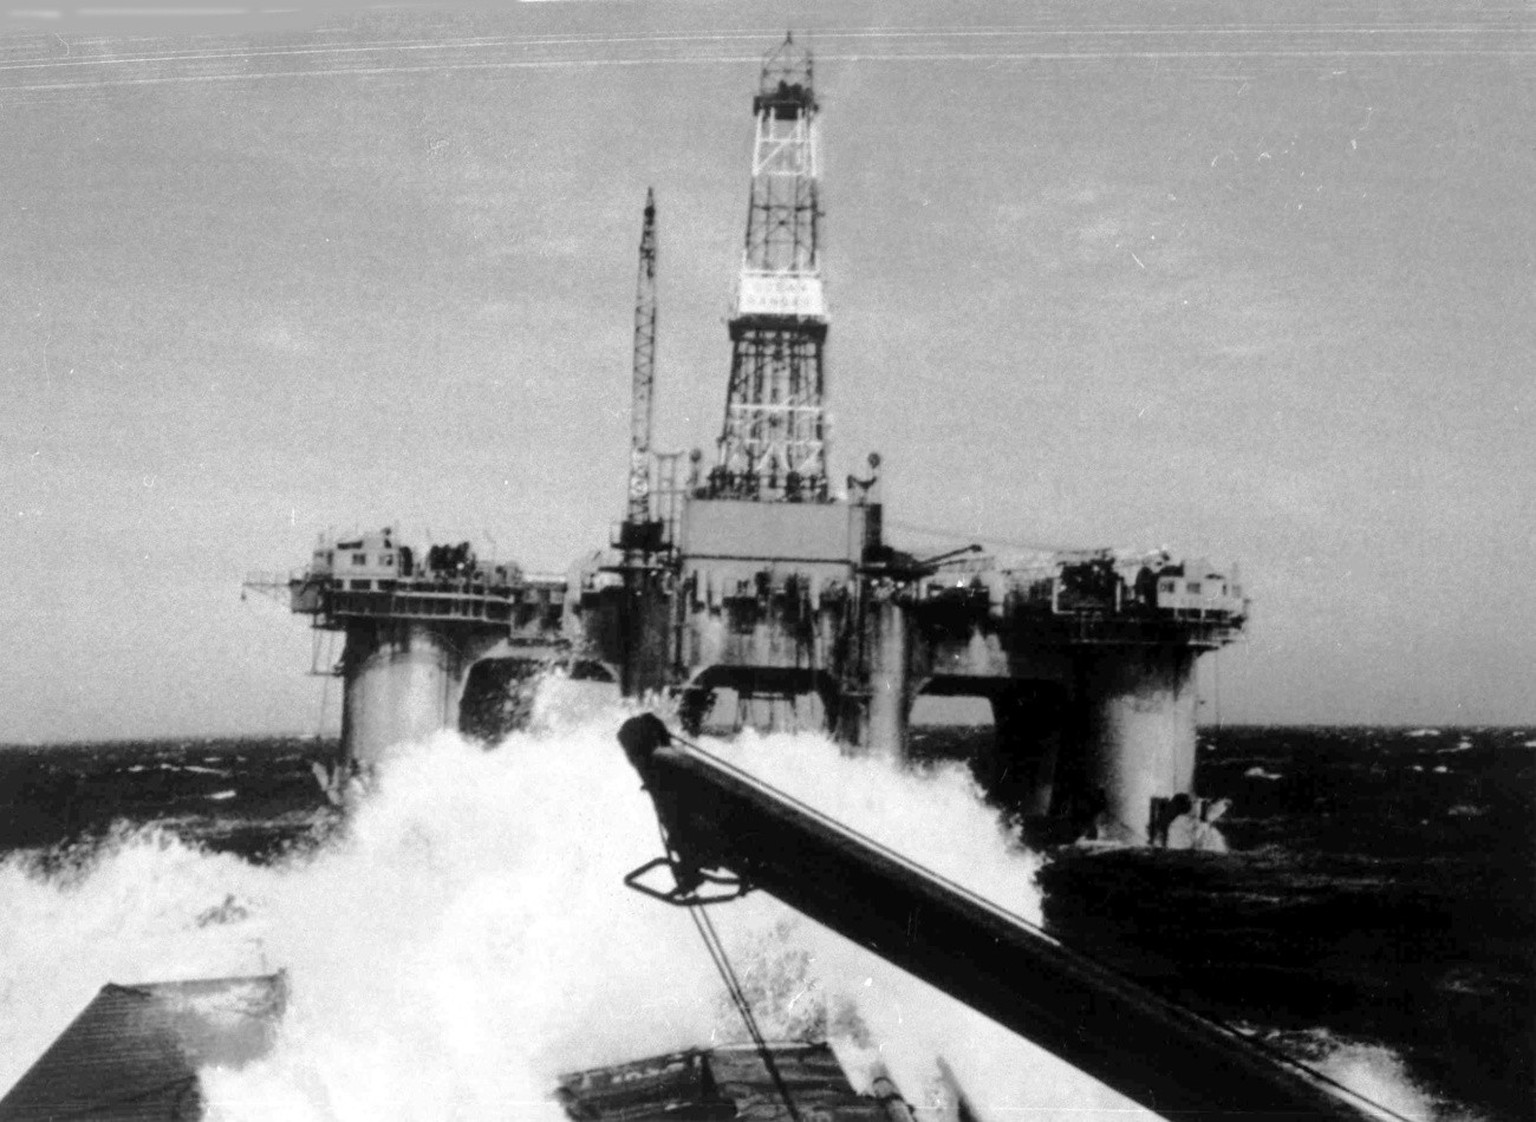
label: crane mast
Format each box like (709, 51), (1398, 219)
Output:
(627, 188), (659, 526)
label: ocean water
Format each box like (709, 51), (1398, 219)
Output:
(0, 695), (1530, 1121)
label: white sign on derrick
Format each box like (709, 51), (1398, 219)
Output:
(737, 272), (826, 319)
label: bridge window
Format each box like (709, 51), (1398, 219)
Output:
(1187, 582), (1202, 594)
(353, 553), (367, 566)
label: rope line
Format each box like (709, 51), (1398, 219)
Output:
(688, 907), (803, 1122)
(650, 818), (803, 1122)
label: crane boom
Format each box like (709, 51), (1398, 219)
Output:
(627, 188), (658, 526)
(616, 715), (1401, 1122)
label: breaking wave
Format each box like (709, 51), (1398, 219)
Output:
(0, 683), (1453, 1120)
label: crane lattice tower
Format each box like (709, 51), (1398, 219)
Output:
(627, 188), (659, 526)
(708, 35), (829, 504)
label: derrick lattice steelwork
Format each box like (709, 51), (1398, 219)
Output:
(709, 34), (829, 503)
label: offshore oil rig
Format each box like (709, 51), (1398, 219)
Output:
(249, 35), (1246, 844)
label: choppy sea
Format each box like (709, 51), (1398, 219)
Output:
(1, 703), (1531, 1121)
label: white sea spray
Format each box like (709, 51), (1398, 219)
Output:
(2, 685), (1450, 1121)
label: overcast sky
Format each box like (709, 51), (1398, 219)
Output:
(2, 1), (1532, 742)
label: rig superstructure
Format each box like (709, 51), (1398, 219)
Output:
(579, 36), (882, 734)
(572, 35), (1249, 844)
(246, 528), (565, 778)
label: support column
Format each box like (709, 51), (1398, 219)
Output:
(618, 571), (677, 699)
(1074, 646), (1199, 843)
(985, 687), (1064, 817)
(338, 622), (502, 772)
(863, 593), (912, 756)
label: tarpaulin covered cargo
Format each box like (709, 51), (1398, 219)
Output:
(0, 973), (285, 1121)
(558, 1042), (891, 1122)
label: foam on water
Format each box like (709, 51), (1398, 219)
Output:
(1311, 1035), (1474, 1122)
(1, 827), (269, 1086)
(1, 684), (1451, 1121)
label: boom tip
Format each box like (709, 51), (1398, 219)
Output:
(618, 712), (672, 774)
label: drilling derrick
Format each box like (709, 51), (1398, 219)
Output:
(709, 34), (829, 503)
